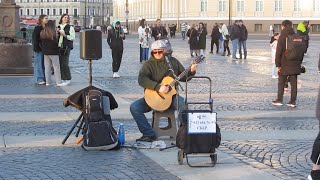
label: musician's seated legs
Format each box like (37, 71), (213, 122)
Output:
(130, 98), (156, 142)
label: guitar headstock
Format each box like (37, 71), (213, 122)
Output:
(194, 55), (206, 64)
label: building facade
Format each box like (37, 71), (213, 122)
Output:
(16, 0), (113, 26)
(113, 0), (320, 33)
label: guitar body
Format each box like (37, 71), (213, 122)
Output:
(144, 76), (177, 111)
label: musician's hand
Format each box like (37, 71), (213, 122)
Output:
(190, 63), (197, 73)
(159, 85), (169, 94)
(277, 67), (281, 72)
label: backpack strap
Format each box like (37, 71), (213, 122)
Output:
(317, 153), (320, 165)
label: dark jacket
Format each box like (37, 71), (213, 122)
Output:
(40, 37), (59, 55)
(211, 26), (221, 40)
(198, 28), (208, 49)
(275, 26), (303, 75)
(107, 27), (125, 49)
(239, 25), (248, 41)
(186, 28), (198, 50)
(229, 24), (240, 41)
(138, 55), (195, 91)
(32, 26), (43, 52)
(151, 26), (168, 40)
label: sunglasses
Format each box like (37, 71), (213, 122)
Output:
(153, 50), (163, 54)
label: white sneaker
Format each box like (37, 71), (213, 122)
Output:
(63, 80), (71, 85)
(272, 75), (278, 79)
(304, 53), (307, 56)
(46, 83), (53, 86)
(57, 82), (68, 86)
(308, 175), (312, 180)
(37, 81), (45, 85)
(114, 72), (120, 78)
(113, 73), (117, 78)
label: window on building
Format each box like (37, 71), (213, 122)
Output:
(34, 0), (36, 2)
(312, 24), (320, 32)
(47, 0), (49, 2)
(294, 0), (300, 11)
(256, 0), (263, 11)
(20, 9), (23, 16)
(41, 9), (44, 14)
(27, 9), (30, 16)
(314, 0), (320, 11)
(66, 8), (69, 14)
(74, 8), (78, 16)
(237, 0), (244, 12)
(53, 9), (56, 15)
(74, 0), (77, 2)
(59, 9), (62, 15)
(219, 0), (226, 12)
(41, 0), (43, 2)
(275, 0), (282, 11)
(20, 0), (22, 3)
(27, 0), (29, 3)
(66, 0), (68, 2)
(34, 9), (37, 16)
(255, 24), (262, 32)
(46, 9), (49, 15)
(273, 24), (281, 32)
(293, 24), (298, 30)
(201, 0), (207, 12)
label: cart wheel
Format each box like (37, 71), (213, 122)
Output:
(210, 153), (217, 167)
(178, 150), (184, 165)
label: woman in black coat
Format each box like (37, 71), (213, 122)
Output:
(186, 24), (199, 58)
(198, 22), (208, 57)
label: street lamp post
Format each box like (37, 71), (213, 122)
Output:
(84, 0), (87, 27)
(125, 0), (128, 33)
(228, 0), (231, 26)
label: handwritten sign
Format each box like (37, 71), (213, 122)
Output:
(188, 113), (217, 134)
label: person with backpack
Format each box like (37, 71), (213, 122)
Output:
(58, 14), (75, 86)
(297, 20), (310, 55)
(130, 40), (197, 142)
(229, 20), (240, 60)
(272, 20), (305, 108)
(209, 23), (221, 54)
(238, 20), (248, 59)
(308, 87), (320, 180)
(107, 20), (125, 78)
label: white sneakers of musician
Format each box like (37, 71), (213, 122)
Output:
(113, 72), (120, 78)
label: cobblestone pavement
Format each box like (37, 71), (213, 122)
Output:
(1, 35), (320, 179)
(0, 146), (178, 180)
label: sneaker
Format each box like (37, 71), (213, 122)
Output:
(309, 170), (320, 180)
(272, 75), (278, 79)
(304, 53), (307, 56)
(57, 82), (68, 86)
(37, 81), (45, 85)
(272, 100), (283, 106)
(227, 53), (231, 56)
(113, 73), (117, 78)
(286, 101), (296, 107)
(64, 80), (71, 85)
(136, 135), (157, 142)
(113, 72), (120, 78)
(209, 51), (213, 54)
(308, 175), (313, 180)
(221, 53), (225, 56)
(46, 83), (53, 86)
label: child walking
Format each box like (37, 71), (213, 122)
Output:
(270, 33), (280, 79)
(141, 28), (152, 62)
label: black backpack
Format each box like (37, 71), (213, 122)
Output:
(82, 90), (119, 150)
(285, 34), (306, 61)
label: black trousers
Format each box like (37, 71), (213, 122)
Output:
(211, 38), (219, 53)
(111, 48), (123, 72)
(311, 130), (320, 165)
(223, 40), (230, 54)
(277, 74), (297, 102)
(305, 40), (309, 53)
(59, 49), (71, 80)
(139, 44), (143, 62)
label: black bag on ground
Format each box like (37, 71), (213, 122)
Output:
(285, 34), (306, 61)
(82, 90), (119, 150)
(176, 110), (221, 154)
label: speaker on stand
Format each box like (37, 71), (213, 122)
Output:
(80, 29), (102, 86)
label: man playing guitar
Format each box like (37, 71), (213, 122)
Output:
(130, 40), (197, 142)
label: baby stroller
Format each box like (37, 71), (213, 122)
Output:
(176, 76), (221, 167)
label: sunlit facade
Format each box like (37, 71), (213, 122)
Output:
(113, 0), (320, 33)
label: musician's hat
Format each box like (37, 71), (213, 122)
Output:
(151, 40), (166, 51)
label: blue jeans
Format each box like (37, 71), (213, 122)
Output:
(130, 96), (185, 136)
(181, 31), (186, 40)
(238, 40), (247, 59)
(231, 38), (239, 59)
(33, 51), (45, 83)
(142, 48), (149, 61)
(272, 63), (277, 77)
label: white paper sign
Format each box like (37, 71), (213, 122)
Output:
(188, 113), (217, 134)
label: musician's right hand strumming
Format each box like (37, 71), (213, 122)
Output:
(159, 85), (170, 94)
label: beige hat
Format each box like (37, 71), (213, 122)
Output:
(151, 40), (166, 51)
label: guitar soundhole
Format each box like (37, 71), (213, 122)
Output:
(166, 85), (172, 92)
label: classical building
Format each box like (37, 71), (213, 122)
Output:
(15, 0), (113, 26)
(113, 0), (320, 33)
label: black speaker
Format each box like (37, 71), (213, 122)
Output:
(80, 29), (102, 60)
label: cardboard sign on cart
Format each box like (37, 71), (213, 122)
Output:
(188, 112), (217, 134)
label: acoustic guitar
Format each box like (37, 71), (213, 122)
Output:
(144, 55), (205, 111)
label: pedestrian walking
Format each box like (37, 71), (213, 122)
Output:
(138, 19), (149, 63)
(272, 20), (304, 108)
(186, 24), (199, 58)
(107, 20), (125, 78)
(238, 20), (248, 59)
(270, 32), (280, 79)
(32, 14), (48, 85)
(151, 19), (167, 40)
(40, 20), (67, 87)
(229, 20), (240, 60)
(209, 23), (221, 54)
(141, 28), (152, 63)
(58, 14), (75, 86)
(219, 32), (224, 54)
(198, 22), (207, 57)
(307, 87), (320, 180)
(218, 23), (231, 56)
(181, 22), (188, 40)
(297, 20), (310, 55)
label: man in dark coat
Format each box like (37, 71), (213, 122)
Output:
(272, 20), (303, 107)
(210, 23), (221, 54)
(151, 19), (168, 40)
(238, 20), (248, 59)
(186, 24), (199, 57)
(229, 20), (240, 60)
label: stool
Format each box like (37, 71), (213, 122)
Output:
(152, 109), (177, 140)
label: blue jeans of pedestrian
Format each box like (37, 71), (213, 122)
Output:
(231, 38), (239, 59)
(271, 63), (277, 77)
(238, 40), (247, 59)
(142, 48), (149, 61)
(33, 51), (45, 83)
(181, 31), (186, 40)
(130, 95), (185, 136)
